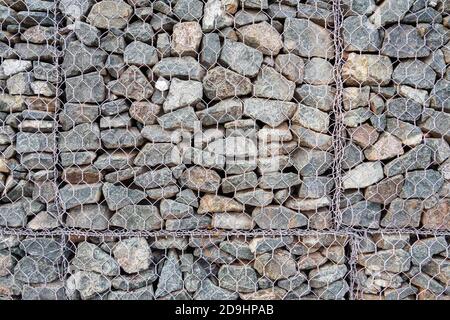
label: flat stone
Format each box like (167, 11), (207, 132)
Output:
(219, 40), (263, 77)
(59, 183), (102, 210)
(87, 0), (132, 29)
(343, 15), (381, 52)
(237, 21), (282, 55)
(103, 182), (147, 211)
(158, 107), (200, 131)
(258, 172), (300, 189)
(386, 118), (423, 147)
(74, 21), (100, 47)
(430, 79), (450, 111)
(65, 72), (106, 103)
(59, 123), (100, 152)
(384, 144), (432, 177)
(253, 66), (295, 100)
(284, 196), (330, 211)
(133, 143), (181, 167)
(419, 108), (450, 140)
(61, 41), (107, 77)
(392, 60), (436, 90)
(298, 176), (334, 199)
(358, 249), (411, 273)
(343, 53), (392, 86)
(165, 215), (212, 231)
(295, 84), (335, 112)
(174, 0), (204, 21)
(101, 128), (144, 149)
(200, 32), (220, 68)
(218, 265), (257, 293)
(343, 161), (384, 189)
(421, 199), (450, 231)
(400, 170), (444, 199)
(291, 149), (333, 177)
(234, 189), (273, 207)
(304, 58), (334, 85)
(66, 204), (112, 231)
(203, 66), (252, 100)
(113, 238), (151, 274)
(124, 41), (159, 67)
(249, 236), (294, 254)
(124, 21), (154, 43)
(193, 279), (238, 300)
(365, 175), (404, 205)
(293, 105), (329, 133)
(201, 0), (234, 32)
(364, 133), (404, 161)
(211, 213), (254, 230)
(160, 199), (195, 219)
(381, 24), (429, 58)
(14, 43), (58, 61)
(197, 99), (243, 126)
(253, 205), (308, 229)
(283, 18), (334, 59)
(14, 256), (60, 284)
(243, 98), (296, 127)
(198, 195), (243, 214)
(342, 201), (382, 228)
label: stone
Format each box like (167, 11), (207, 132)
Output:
(200, 32), (220, 68)
(107, 287), (154, 300)
(198, 195), (244, 214)
(304, 58), (334, 85)
(430, 79), (450, 111)
(153, 57), (205, 81)
(6, 72), (33, 95)
(202, 0), (234, 32)
(69, 271), (111, 300)
(364, 133), (404, 161)
(419, 108), (450, 140)
(101, 128), (144, 149)
(163, 79), (203, 112)
(237, 21), (283, 55)
(343, 53), (392, 86)
(65, 72), (106, 103)
(193, 279), (238, 300)
(59, 183), (102, 210)
(124, 41), (159, 67)
(422, 199), (450, 231)
(103, 182), (147, 211)
(72, 242), (120, 276)
(59, 0), (93, 19)
(273, 54), (304, 84)
(369, 0), (415, 27)
(392, 60), (436, 90)
(125, 21), (154, 43)
(27, 211), (60, 231)
(61, 41), (107, 77)
(283, 18), (334, 59)
(295, 85), (335, 112)
(381, 24), (429, 58)
(74, 21), (100, 47)
(160, 199), (195, 219)
(219, 40), (263, 77)
(171, 22), (202, 56)
(400, 170), (444, 199)
(87, 0), (132, 29)
(219, 265), (257, 293)
(158, 107), (200, 131)
(343, 15), (381, 52)
(206, 136), (257, 158)
(174, 0), (204, 21)
(358, 249), (411, 273)
(166, 215), (212, 231)
(203, 66), (252, 100)
(133, 143), (181, 167)
(16, 132), (55, 153)
(211, 213), (254, 230)
(155, 250), (183, 298)
(258, 172), (300, 189)
(384, 145), (432, 177)
(21, 282), (67, 300)
(291, 149), (333, 177)
(293, 105), (329, 133)
(113, 238), (151, 274)
(425, 139), (450, 164)
(14, 43), (58, 61)
(342, 201), (381, 228)
(66, 204), (112, 231)
(243, 98), (296, 127)
(235, 189), (273, 207)
(254, 250), (297, 281)
(253, 205), (308, 229)
(386, 118), (422, 147)
(253, 66), (295, 100)
(108, 66), (154, 101)
(410, 237), (447, 266)
(14, 256), (60, 284)
(59, 123), (100, 152)
(298, 177), (334, 199)
(179, 166), (221, 193)
(343, 161), (384, 189)
(365, 175), (404, 205)
(197, 99), (243, 126)
(343, 86), (370, 111)
(100, 30), (126, 54)
(134, 168), (175, 190)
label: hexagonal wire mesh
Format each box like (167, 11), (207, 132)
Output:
(0, 0), (448, 300)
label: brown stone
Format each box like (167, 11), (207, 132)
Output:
(365, 175), (404, 205)
(347, 123), (380, 149)
(422, 199), (450, 231)
(63, 167), (103, 184)
(198, 195), (244, 214)
(130, 101), (161, 125)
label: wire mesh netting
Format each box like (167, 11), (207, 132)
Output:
(0, 0), (449, 300)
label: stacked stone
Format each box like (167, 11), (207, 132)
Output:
(0, 1), (61, 230)
(339, 0), (450, 231)
(354, 233), (449, 300)
(0, 234), (66, 299)
(57, 0), (336, 232)
(62, 233), (349, 300)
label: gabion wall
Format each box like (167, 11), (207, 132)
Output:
(0, 0), (449, 300)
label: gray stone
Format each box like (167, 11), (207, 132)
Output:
(254, 250), (297, 281)
(299, 176), (334, 199)
(124, 41), (158, 67)
(253, 205), (308, 229)
(410, 236), (447, 266)
(111, 205), (162, 231)
(87, 0), (132, 29)
(22, 282), (67, 300)
(166, 215), (212, 231)
(202, 0), (234, 32)
(343, 53), (392, 86)
(218, 265), (258, 293)
(430, 79), (450, 112)
(65, 72), (106, 103)
(235, 189), (273, 207)
(124, 21), (154, 43)
(283, 18), (334, 59)
(419, 108), (450, 140)
(59, 0), (93, 19)
(59, 123), (100, 152)
(14, 256), (60, 284)
(381, 198), (422, 228)
(291, 149), (333, 177)
(384, 145), (431, 177)
(369, 0), (415, 27)
(197, 99), (243, 126)
(219, 240), (254, 260)
(249, 236), (294, 254)
(107, 287), (154, 300)
(14, 43), (58, 61)
(237, 21), (283, 55)
(235, 9), (268, 27)
(100, 128), (144, 149)
(175, 189), (199, 208)
(193, 279), (238, 300)
(219, 40), (262, 77)
(69, 271), (111, 300)
(243, 98), (296, 127)
(158, 107), (200, 131)
(61, 41), (107, 77)
(274, 53), (304, 84)
(66, 204), (112, 231)
(258, 172), (300, 189)
(343, 15), (381, 52)
(71, 242), (120, 276)
(400, 170), (444, 199)
(160, 199), (195, 219)
(133, 143), (181, 167)
(304, 58), (334, 85)
(32, 61), (58, 83)
(100, 30), (126, 54)
(180, 166), (221, 193)
(60, 103), (99, 131)
(426, 138), (450, 164)
(174, 0), (204, 21)
(153, 57), (205, 81)
(200, 32), (220, 68)
(392, 60), (436, 90)
(74, 21), (100, 47)
(211, 213), (254, 230)
(293, 105), (330, 133)
(15, 132), (55, 154)
(381, 24), (429, 58)
(103, 182), (147, 211)
(341, 201), (381, 229)
(134, 168), (175, 190)
(203, 66), (252, 100)
(59, 183), (102, 210)
(164, 79), (203, 112)
(342, 161), (384, 189)
(313, 279), (349, 300)
(253, 66), (295, 100)
(295, 85), (335, 112)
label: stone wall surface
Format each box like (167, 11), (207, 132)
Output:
(0, 0), (448, 300)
